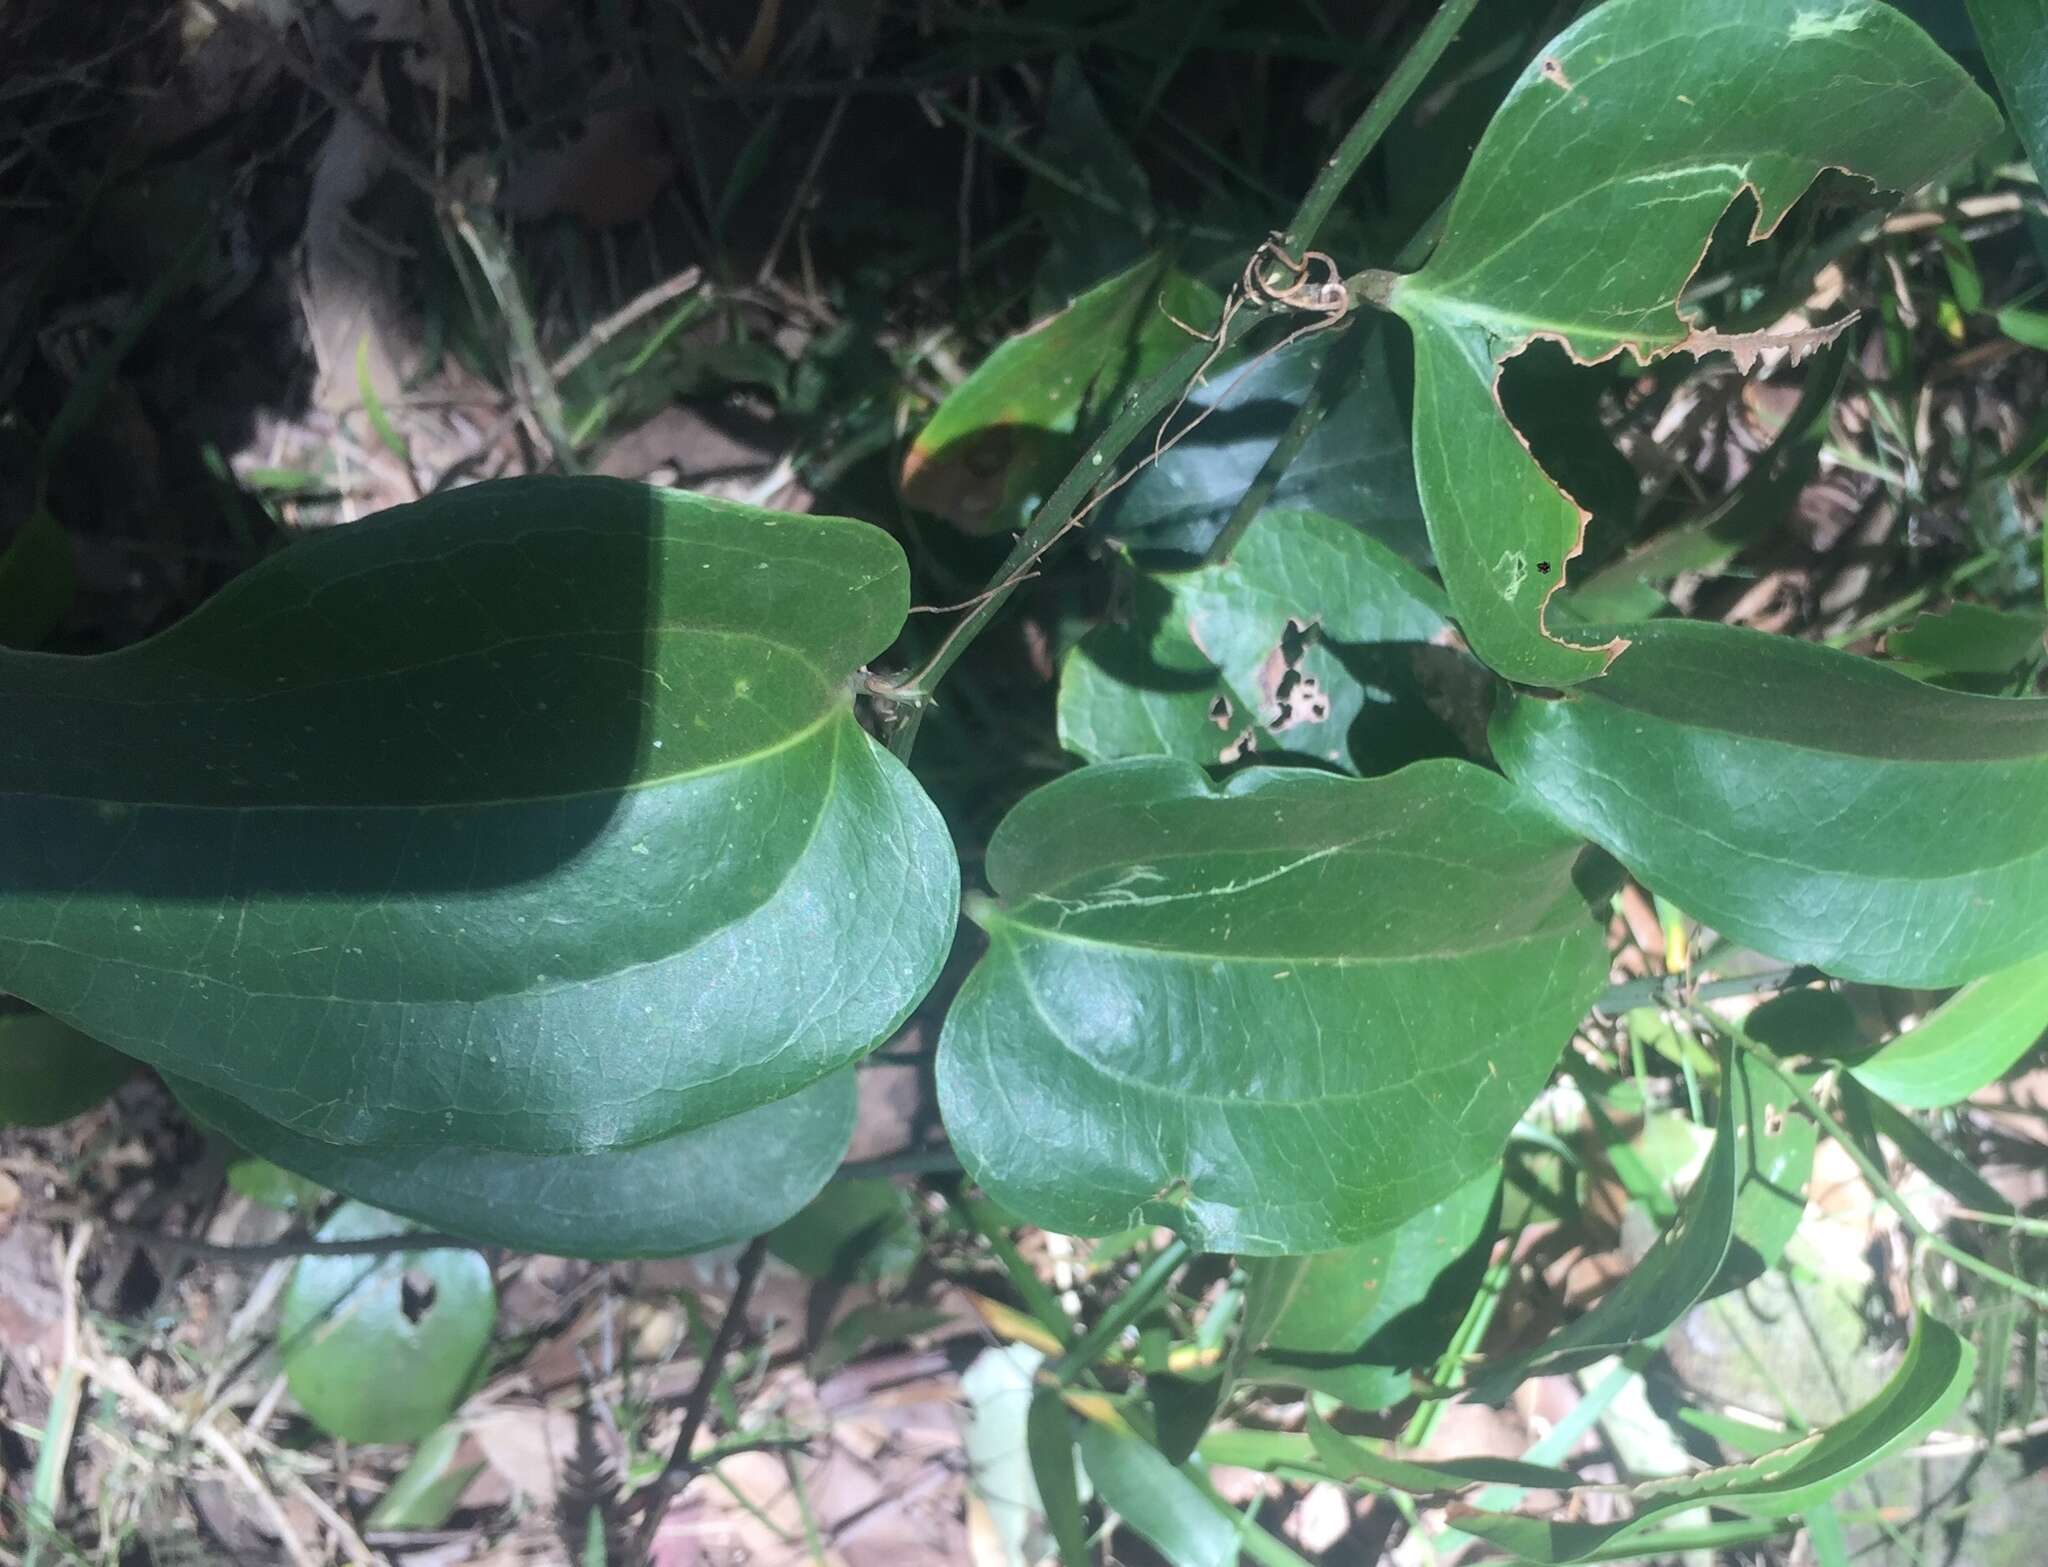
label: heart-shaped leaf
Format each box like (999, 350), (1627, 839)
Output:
(279, 1202), (496, 1444)
(935, 757), (1610, 1254)
(1390, 0), (2000, 685)
(172, 1069), (856, 1260)
(1492, 620), (2048, 987)
(0, 477), (957, 1156)
(1057, 509), (1452, 772)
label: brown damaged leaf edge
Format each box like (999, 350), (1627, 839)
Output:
(1381, 0), (2001, 687)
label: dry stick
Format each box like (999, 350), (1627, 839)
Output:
(886, 0), (1486, 752)
(37, 1209), (482, 1265)
(550, 265), (707, 382)
(630, 1235), (774, 1560)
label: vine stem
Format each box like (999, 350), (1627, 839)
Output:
(1269, 0), (1484, 279)
(631, 1235), (773, 1555)
(1704, 1009), (2048, 1314)
(886, 0), (1484, 751)
(1052, 1237), (1193, 1386)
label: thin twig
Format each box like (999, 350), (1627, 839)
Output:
(38, 1209), (482, 1264)
(630, 1235), (772, 1558)
(550, 266), (706, 382)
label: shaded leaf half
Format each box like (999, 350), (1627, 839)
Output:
(936, 757), (1609, 1254)
(1390, 0), (2000, 684)
(172, 1069), (856, 1260)
(0, 477), (957, 1156)
(1492, 620), (2048, 987)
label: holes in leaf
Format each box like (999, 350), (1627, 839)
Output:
(1207, 695), (1233, 729)
(1259, 618), (1333, 732)
(400, 1270), (438, 1325)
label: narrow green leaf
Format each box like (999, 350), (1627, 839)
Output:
(0, 507), (74, 650)
(1390, 0), (2000, 684)
(363, 1422), (482, 1531)
(1454, 1314), (1973, 1562)
(936, 757), (1609, 1254)
(1090, 323), (1426, 560)
(279, 1202), (495, 1444)
(1306, 1408), (1579, 1496)
(0, 477), (957, 1158)
(1057, 509), (1451, 773)
(1848, 951), (2048, 1107)
(0, 1006), (132, 1127)
(1077, 1415), (1242, 1567)
(1028, 1385), (1093, 1567)
(1966, 0), (2048, 185)
(810, 1304), (952, 1381)
(903, 258), (1210, 534)
(172, 1069), (857, 1260)
(1851, 1083), (2014, 1215)
(1243, 1167), (1499, 1409)
(1493, 620), (2048, 987)
(1996, 304), (2048, 352)
(1717, 1049), (1817, 1291)
(1467, 1042), (1744, 1404)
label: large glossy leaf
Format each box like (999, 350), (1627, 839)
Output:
(279, 1202), (496, 1444)
(1390, 0), (2000, 685)
(1492, 620), (2048, 987)
(935, 757), (1610, 1254)
(1967, 0), (2048, 184)
(1057, 510), (1452, 772)
(1077, 1414), (1253, 1567)
(0, 477), (957, 1157)
(1848, 951), (2048, 1108)
(171, 1069), (856, 1260)
(0, 1004), (133, 1127)
(1468, 1042), (1744, 1404)
(1243, 1167), (1499, 1409)
(1089, 322), (1426, 560)
(1455, 1315), (1973, 1563)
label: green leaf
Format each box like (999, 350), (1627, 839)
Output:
(1492, 620), (2048, 987)
(810, 1304), (953, 1380)
(0, 507), (75, 650)
(1718, 1046), (1817, 1291)
(363, 1422), (482, 1531)
(1848, 951), (2048, 1108)
(1454, 1313), (1974, 1563)
(0, 1005), (132, 1127)
(1886, 602), (2048, 678)
(170, 1069), (857, 1259)
(936, 757), (1609, 1254)
(1242, 1167), (1499, 1409)
(903, 258), (1211, 534)
(1306, 1408), (1579, 1496)
(1090, 322), (1426, 560)
(1469, 1041), (1744, 1403)
(768, 1176), (923, 1283)
(1033, 56), (1154, 297)
(1966, 0), (2048, 187)
(225, 1158), (326, 1214)
(1389, 0), (2000, 685)
(1057, 510), (1452, 773)
(279, 1202), (495, 1444)
(1996, 304), (2048, 352)
(0, 477), (957, 1159)
(1027, 1385), (1093, 1567)
(1077, 1414), (1244, 1567)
